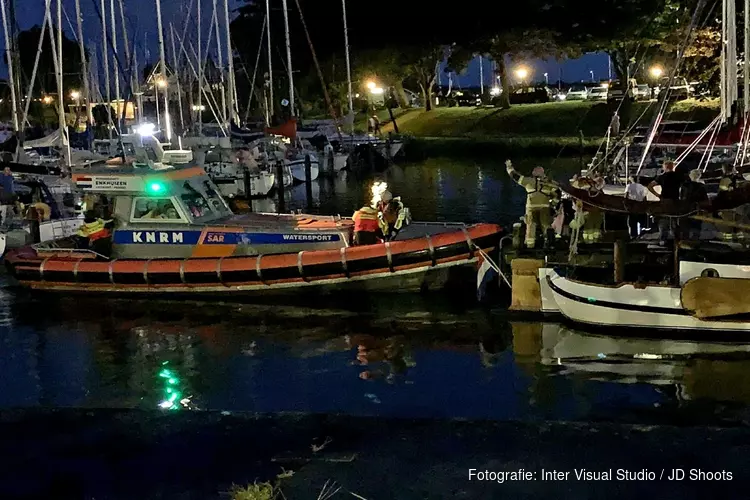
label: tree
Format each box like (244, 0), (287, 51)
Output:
(17, 25), (83, 98)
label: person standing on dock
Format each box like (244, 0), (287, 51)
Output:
(647, 161), (685, 245)
(506, 160), (560, 249)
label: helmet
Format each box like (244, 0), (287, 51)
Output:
(532, 167), (545, 178)
(381, 190), (393, 203)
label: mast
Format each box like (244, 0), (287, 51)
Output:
(75, 0), (94, 125)
(110, 0), (120, 110)
(212, 1), (227, 124)
(0, 0), (19, 132)
(155, 0), (171, 142)
(117, 0), (135, 123)
(169, 25), (185, 131)
(745, 0), (749, 116)
(342, 0), (353, 132)
(197, 0), (202, 134)
(479, 55), (484, 96)
(265, 0), (273, 121)
(281, 0), (294, 116)
(101, 0), (112, 139)
(55, 0), (71, 166)
(223, 0), (236, 124)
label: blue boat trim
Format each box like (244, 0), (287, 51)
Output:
(112, 230), (341, 245)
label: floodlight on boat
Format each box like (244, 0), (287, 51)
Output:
(136, 123), (156, 136)
(371, 181), (388, 207)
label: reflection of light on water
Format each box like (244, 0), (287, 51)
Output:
(157, 361), (194, 410)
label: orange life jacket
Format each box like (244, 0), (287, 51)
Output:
(353, 206), (380, 233)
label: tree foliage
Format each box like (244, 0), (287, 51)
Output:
(17, 25), (83, 98)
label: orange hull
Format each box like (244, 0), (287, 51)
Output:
(5, 224), (501, 295)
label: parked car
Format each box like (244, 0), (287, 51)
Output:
(507, 86), (550, 104)
(635, 83), (651, 100)
(607, 78), (637, 103)
(587, 86), (609, 101)
(565, 84), (589, 100)
(448, 90), (482, 107)
(658, 77), (692, 100)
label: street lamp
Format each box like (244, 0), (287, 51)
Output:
(42, 95), (53, 105)
(366, 80), (376, 90)
(70, 90), (81, 100)
(156, 77), (167, 89)
(589, 70), (594, 82)
(514, 66), (529, 83)
(650, 65), (663, 79)
(544, 72), (549, 85)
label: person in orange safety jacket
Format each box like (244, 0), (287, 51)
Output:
(352, 204), (383, 245)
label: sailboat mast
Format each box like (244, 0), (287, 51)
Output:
(75, 0), (93, 125)
(100, 0), (112, 139)
(155, 0), (172, 142)
(223, 0), (236, 123)
(0, 0), (19, 131)
(109, 0), (121, 109)
(55, 0), (71, 166)
(197, 0), (202, 134)
(745, 0), (749, 116)
(281, 0), (294, 116)
(212, 0), (227, 123)
(342, 0), (353, 132)
(265, 0), (273, 120)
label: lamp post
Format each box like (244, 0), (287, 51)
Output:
(71, 90), (81, 127)
(649, 65), (663, 99)
(589, 70), (594, 82)
(544, 72), (549, 85)
(514, 66), (529, 84)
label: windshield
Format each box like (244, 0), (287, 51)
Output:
(569, 85), (587, 92)
(179, 178), (232, 221)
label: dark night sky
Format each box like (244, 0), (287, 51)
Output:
(7, 0), (609, 86)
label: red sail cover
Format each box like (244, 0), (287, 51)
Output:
(265, 118), (297, 140)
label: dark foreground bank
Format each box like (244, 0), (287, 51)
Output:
(1, 410), (747, 499)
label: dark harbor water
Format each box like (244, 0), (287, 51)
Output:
(3, 156), (750, 426)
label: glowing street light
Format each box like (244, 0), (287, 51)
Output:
(156, 77), (168, 88)
(650, 66), (664, 79)
(70, 90), (81, 100)
(544, 72), (549, 85)
(366, 81), (376, 90)
(42, 95), (53, 105)
(514, 66), (529, 82)
(490, 86), (501, 96)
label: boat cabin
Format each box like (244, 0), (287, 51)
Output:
(69, 164), (351, 259)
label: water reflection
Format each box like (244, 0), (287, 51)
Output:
(276, 157), (580, 227)
(5, 288), (750, 423)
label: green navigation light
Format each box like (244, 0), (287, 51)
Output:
(147, 181), (166, 194)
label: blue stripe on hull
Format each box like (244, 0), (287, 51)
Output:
(112, 230), (341, 245)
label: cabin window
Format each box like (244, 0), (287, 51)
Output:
(130, 197), (187, 222)
(180, 179), (231, 220)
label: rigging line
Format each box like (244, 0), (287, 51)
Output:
(637, 0), (709, 175)
(243, 13), (266, 123)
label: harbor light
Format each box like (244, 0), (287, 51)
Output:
(191, 104), (206, 111)
(650, 66), (663, 79)
(370, 87), (384, 95)
(489, 86), (501, 96)
(70, 90), (80, 100)
(42, 95), (53, 105)
(156, 77), (168, 88)
(366, 81), (376, 90)
(514, 66), (529, 81)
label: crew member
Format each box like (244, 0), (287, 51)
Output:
(506, 160), (560, 249)
(76, 210), (113, 251)
(678, 169), (708, 240)
(352, 203), (382, 246)
(625, 177), (648, 238)
(0, 166), (15, 229)
(717, 164), (744, 240)
(647, 160), (686, 245)
(378, 190), (409, 241)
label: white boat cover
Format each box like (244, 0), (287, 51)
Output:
(24, 129), (61, 149)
